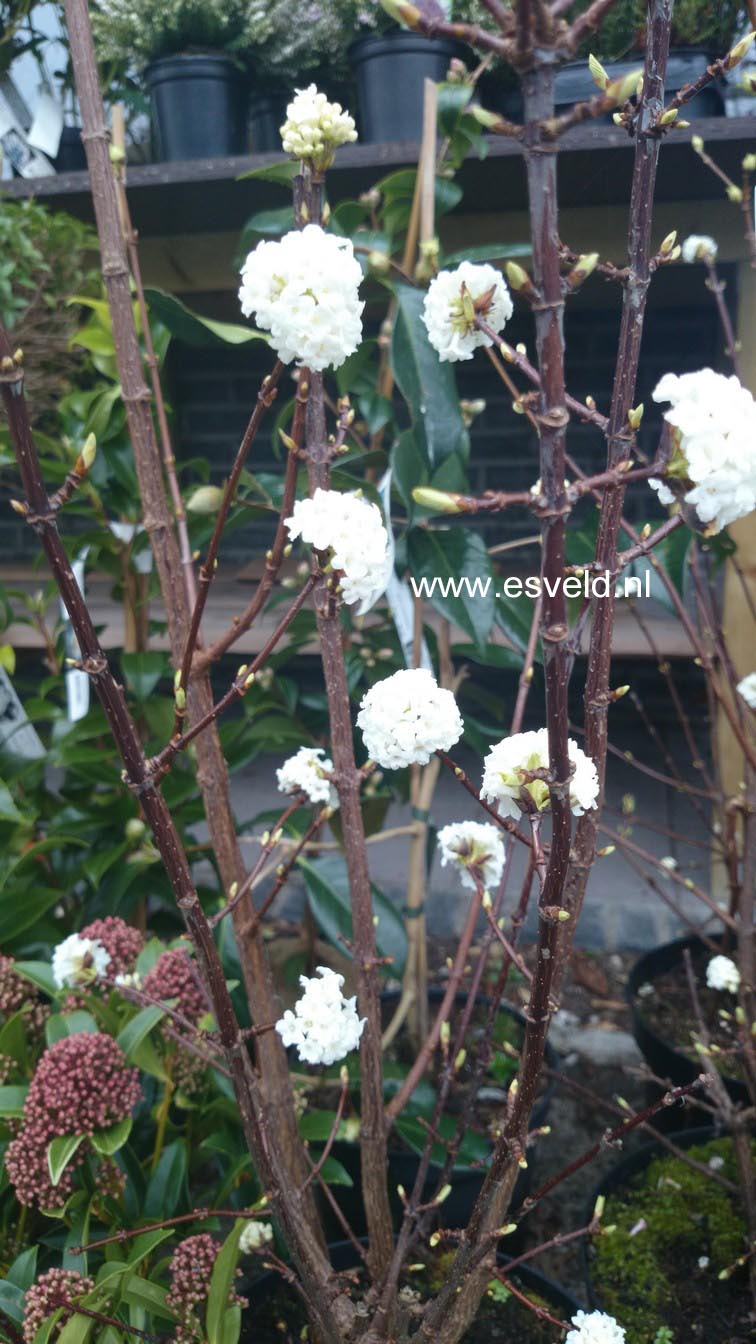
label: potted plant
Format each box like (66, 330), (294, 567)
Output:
(557, 0), (747, 116)
(91, 0), (277, 161)
(582, 1130), (754, 1343)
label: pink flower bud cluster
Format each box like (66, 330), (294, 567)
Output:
(23, 1268), (94, 1343)
(166, 1234), (246, 1343)
(81, 916), (144, 977)
(6, 1032), (141, 1209)
(0, 953), (48, 1037)
(142, 948), (210, 1092)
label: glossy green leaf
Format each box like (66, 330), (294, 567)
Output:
(0, 778), (21, 822)
(122, 1276), (176, 1321)
(391, 427), (429, 516)
(48, 1133), (85, 1187)
(7, 1243), (37, 1292)
(144, 289), (265, 348)
(406, 527), (495, 651)
(206, 1221), (243, 1344)
(121, 652), (168, 701)
(299, 854), (407, 977)
(143, 1140), (187, 1218)
(391, 284), (469, 467)
(442, 241), (532, 267)
(91, 1116), (133, 1156)
(46, 1011), (99, 1046)
(55, 1311), (96, 1344)
(395, 1114), (490, 1169)
(0, 1084), (28, 1117)
(0, 1280), (25, 1325)
(318, 1155), (353, 1187)
(14, 960), (58, 998)
(237, 160), (297, 184)
(117, 1005), (165, 1061)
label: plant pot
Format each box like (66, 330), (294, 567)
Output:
(322, 991), (558, 1246)
(52, 126), (87, 174)
(248, 94), (288, 153)
(349, 30), (465, 143)
(145, 53), (248, 162)
(627, 933), (749, 1121)
(243, 1238), (582, 1341)
(581, 1126), (751, 1343)
(555, 49), (725, 119)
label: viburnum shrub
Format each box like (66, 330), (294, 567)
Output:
(0, 0), (754, 1341)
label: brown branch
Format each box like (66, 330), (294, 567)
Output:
(436, 752), (532, 846)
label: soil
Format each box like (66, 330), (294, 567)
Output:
(244, 1251), (567, 1343)
(635, 945), (745, 1082)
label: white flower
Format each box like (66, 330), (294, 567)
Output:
(481, 728), (599, 819)
(706, 954), (740, 993)
(422, 262), (513, 362)
(281, 84), (356, 168)
(437, 821), (505, 892)
(565, 1310), (626, 1344)
(660, 855), (678, 872)
(275, 966), (365, 1066)
(284, 488), (391, 607)
(52, 933), (111, 990)
(239, 225), (363, 371)
(356, 668), (463, 769)
(698, 1255), (710, 1269)
(239, 1220), (274, 1254)
(651, 369), (756, 534)
(681, 234), (718, 263)
(736, 671), (756, 709)
(708, 1154), (725, 1171)
(115, 971), (143, 990)
(276, 745), (338, 809)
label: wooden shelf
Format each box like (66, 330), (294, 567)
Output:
(2, 116), (754, 237)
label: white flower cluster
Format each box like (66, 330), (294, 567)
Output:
(52, 933), (110, 990)
(565, 1310), (626, 1344)
(239, 225), (363, 371)
(681, 234), (718, 263)
(285, 488), (391, 607)
(481, 728), (599, 819)
(239, 1220), (274, 1254)
(275, 966), (365, 1066)
(737, 672), (756, 709)
(423, 262), (513, 362)
(437, 821), (505, 892)
(650, 369), (756, 534)
(357, 668), (464, 769)
(706, 954), (741, 994)
(281, 85), (357, 168)
(276, 745), (338, 809)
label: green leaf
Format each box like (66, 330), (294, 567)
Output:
(0, 1084), (28, 1117)
(121, 1277), (176, 1321)
(7, 1244), (37, 1292)
(442, 242), (531, 267)
(406, 527), (495, 651)
(206, 1221), (243, 1344)
(219, 1304), (241, 1344)
(91, 1116), (132, 1156)
(495, 591), (537, 658)
(117, 1005), (165, 1061)
(126, 1228), (174, 1267)
(241, 205), (295, 240)
(318, 1156), (353, 1187)
(46, 1011), (99, 1046)
(143, 1140), (186, 1218)
(390, 284), (469, 467)
(48, 1133), (85, 1187)
(55, 1313), (95, 1344)
(299, 853), (407, 977)
(298, 1109), (339, 1142)
(395, 1114), (490, 1169)
(0, 778), (21, 822)
(391, 427), (429, 516)
(237, 160), (297, 184)
(0, 1280), (25, 1324)
(121, 652), (168, 701)
(144, 289), (266, 348)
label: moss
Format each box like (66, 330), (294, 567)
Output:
(592, 1138), (751, 1344)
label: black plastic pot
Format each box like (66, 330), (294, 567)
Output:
(349, 30), (465, 143)
(555, 49), (724, 119)
(580, 1125), (725, 1309)
(243, 1238), (582, 1340)
(52, 126), (87, 174)
(145, 53), (248, 162)
(322, 992), (558, 1246)
(248, 94), (288, 153)
(627, 933), (748, 1117)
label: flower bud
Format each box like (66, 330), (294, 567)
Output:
(606, 68), (642, 106)
(628, 403), (644, 429)
(81, 433), (97, 472)
(726, 30), (755, 69)
(691, 135), (704, 153)
(411, 486), (462, 514)
(505, 260), (532, 292)
(125, 817), (146, 843)
(368, 250), (390, 275)
(186, 484), (224, 515)
(726, 184), (743, 203)
(588, 53), (609, 90)
(743, 153), (756, 172)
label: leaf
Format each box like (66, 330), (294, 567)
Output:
(14, 961), (57, 998)
(121, 652), (168, 701)
(126, 1228), (174, 1267)
(406, 527), (495, 652)
(395, 1114), (490, 1169)
(7, 1244), (37, 1292)
(143, 1140), (187, 1218)
(55, 1312), (95, 1344)
(442, 242), (531, 267)
(0, 778), (21, 822)
(391, 427), (428, 516)
(0, 1280), (25, 1325)
(318, 1156), (353, 1187)
(116, 1005), (165, 1061)
(299, 854), (407, 977)
(206, 1221), (243, 1344)
(121, 1277), (176, 1321)
(47, 1134), (85, 1187)
(0, 1084), (28, 1117)
(241, 205), (295, 240)
(144, 289), (266, 348)
(46, 1011), (99, 1046)
(390, 284), (469, 467)
(91, 1116), (132, 1156)
(237, 160), (297, 184)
